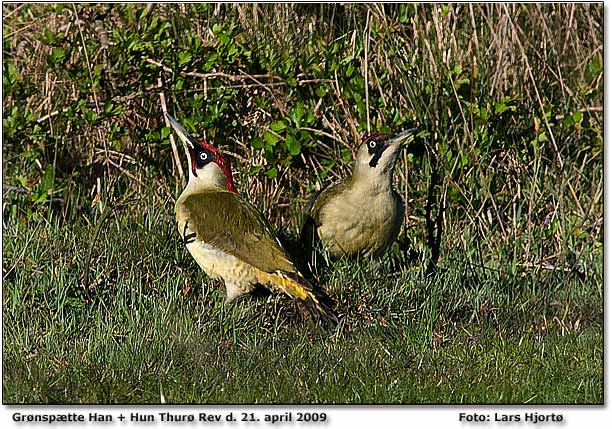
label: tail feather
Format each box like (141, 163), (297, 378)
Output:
(261, 271), (338, 326)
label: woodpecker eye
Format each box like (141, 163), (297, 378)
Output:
(194, 148), (214, 170)
(368, 140), (376, 149)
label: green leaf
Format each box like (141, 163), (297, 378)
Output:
(85, 110), (97, 123)
(16, 174), (28, 188)
(49, 47), (66, 65)
(178, 52), (192, 68)
(43, 28), (56, 44)
(31, 191), (47, 204)
(264, 132), (279, 147)
(174, 77), (185, 91)
(495, 103), (508, 114)
(291, 102), (304, 126)
(93, 64), (104, 76)
(227, 44), (239, 58)
(456, 78), (469, 87)
(346, 62), (354, 77)
(270, 121), (286, 132)
(203, 53), (218, 71)
(537, 132), (549, 143)
(305, 110), (315, 126)
(338, 149), (351, 163)
(38, 167), (56, 198)
(217, 33), (230, 45)
(266, 167), (278, 179)
(284, 134), (302, 156)
(249, 165), (263, 176)
(104, 101), (114, 114)
(444, 148), (453, 164)
(4, 62), (20, 86)
(251, 136), (264, 150)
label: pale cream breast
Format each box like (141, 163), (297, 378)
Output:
(317, 185), (400, 257)
(185, 240), (258, 289)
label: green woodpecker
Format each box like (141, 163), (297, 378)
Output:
(167, 113), (336, 323)
(300, 129), (416, 260)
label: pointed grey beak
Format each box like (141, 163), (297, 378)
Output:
(388, 127), (418, 147)
(165, 113), (198, 149)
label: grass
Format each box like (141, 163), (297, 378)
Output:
(1, 3), (603, 405)
(2, 212), (602, 404)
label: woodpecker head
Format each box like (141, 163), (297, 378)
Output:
(166, 113), (237, 193)
(353, 128), (417, 182)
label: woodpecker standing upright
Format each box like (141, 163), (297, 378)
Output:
(167, 113), (336, 324)
(300, 129), (416, 261)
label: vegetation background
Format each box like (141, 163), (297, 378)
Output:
(2, 3), (603, 404)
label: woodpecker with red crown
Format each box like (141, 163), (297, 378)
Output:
(167, 113), (336, 324)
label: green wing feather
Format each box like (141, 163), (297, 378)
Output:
(299, 182), (347, 252)
(305, 182), (347, 222)
(181, 191), (295, 274)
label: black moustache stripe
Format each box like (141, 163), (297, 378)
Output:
(369, 145), (387, 167)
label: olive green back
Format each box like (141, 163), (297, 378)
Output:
(182, 191), (296, 274)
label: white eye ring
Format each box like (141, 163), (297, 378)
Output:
(199, 152), (208, 161)
(368, 140), (376, 149)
